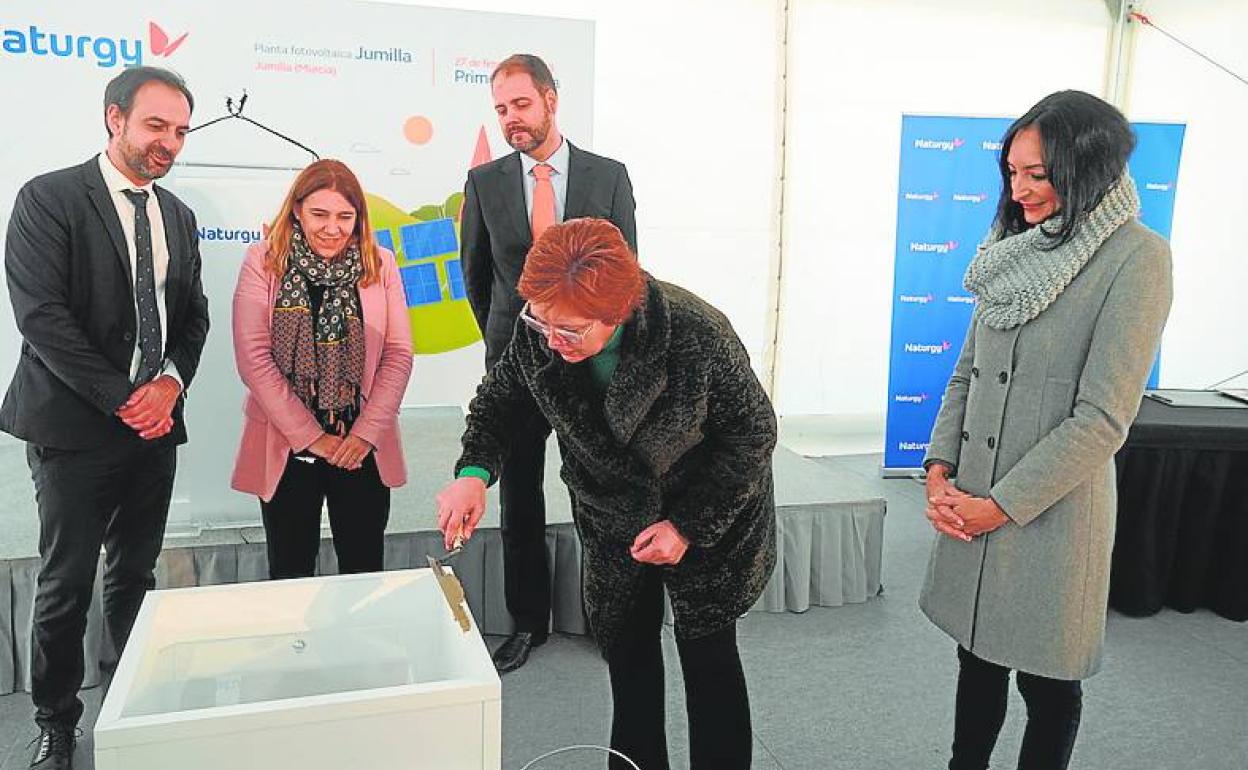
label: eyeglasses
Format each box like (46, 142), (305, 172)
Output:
(519, 302), (597, 346)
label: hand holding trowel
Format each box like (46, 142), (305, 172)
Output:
(435, 474), (489, 553)
(430, 475), (489, 632)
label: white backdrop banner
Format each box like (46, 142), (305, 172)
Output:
(0, 1), (595, 530)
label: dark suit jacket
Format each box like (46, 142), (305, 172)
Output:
(1, 157), (210, 450)
(460, 141), (637, 367)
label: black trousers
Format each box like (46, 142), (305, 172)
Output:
(605, 568), (752, 770)
(950, 645), (1083, 770)
(498, 414), (552, 634)
(260, 454), (390, 579)
(27, 438), (176, 730)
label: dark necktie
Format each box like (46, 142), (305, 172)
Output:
(121, 189), (163, 384)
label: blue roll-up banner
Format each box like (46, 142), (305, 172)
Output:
(883, 115), (1185, 473)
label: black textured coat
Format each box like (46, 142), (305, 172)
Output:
(456, 278), (777, 653)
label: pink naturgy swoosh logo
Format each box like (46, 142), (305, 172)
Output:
(149, 22), (188, 58)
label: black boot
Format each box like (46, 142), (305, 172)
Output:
(29, 726), (75, 770)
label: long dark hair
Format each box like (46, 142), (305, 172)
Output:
(994, 90), (1135, 248)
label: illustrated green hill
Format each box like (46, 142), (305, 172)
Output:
(366, 191), (481, 355)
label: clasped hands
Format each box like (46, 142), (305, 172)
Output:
(434, 475), (689, 565)
(925, 464), (1009, 542)
(307, 432), (374, 470)
(115, 374), (181, 440)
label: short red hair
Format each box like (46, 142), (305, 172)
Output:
(518, 218), (645, 324)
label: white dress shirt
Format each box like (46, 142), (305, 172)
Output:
(96, 152), (182, 387)
(519, 137), (569, 224)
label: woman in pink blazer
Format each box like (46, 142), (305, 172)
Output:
(232, 159), (413, 578)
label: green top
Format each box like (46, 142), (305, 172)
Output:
(457, 465), (491, 484)
(586, 324), (624, 391)
(458, 324), (624, 484)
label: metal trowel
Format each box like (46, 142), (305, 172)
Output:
(428, 534), (470, 632)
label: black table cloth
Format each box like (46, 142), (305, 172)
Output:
(1110, 395), (1248, 621)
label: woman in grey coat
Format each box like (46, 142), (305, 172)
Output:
(922, 91), (1172, 770)
(435, 217), (777, 770)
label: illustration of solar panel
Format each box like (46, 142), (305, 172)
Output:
(399, 263), (443, 307)
(444, 259), (467, 300)
(399, 219), (458, 260)
(375, 228), (396, 254)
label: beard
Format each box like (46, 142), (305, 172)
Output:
(504, 110), (552, 154)
(116, 129), (175, 181)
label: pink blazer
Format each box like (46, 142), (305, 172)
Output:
(231, 242), (414, 501)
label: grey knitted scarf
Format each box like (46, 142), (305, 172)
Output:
(964, 172), (1140, 329)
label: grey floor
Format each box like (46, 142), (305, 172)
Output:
(1, 453), (1245, 769)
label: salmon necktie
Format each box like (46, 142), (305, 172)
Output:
(530, 162), (556, 241)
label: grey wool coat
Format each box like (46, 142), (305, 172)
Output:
(456, 278), (778, 653)
(921, 220), (1172, 680)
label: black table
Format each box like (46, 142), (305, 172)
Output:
(1110, 394), (1248, 621)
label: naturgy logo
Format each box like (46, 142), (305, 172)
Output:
(913, 137), (964, 151)
(898, 293), (933, 305)
(199, 226), (262, 245)
(904, 341), (952, 355)
(0, 20), (187, 68)
(909, 240), (958, 254)
(149, 22), (187, 58)
(952, 192), (989, 204)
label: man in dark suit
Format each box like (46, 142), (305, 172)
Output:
(459, 53), (637, 672)
(2, 66), (209, 770)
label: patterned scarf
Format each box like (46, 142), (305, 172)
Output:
(271, 224), (366, 424)
(964, 172), (1140, 330)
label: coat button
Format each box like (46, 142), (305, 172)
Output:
(123, 331), (134, 342)
(961, 431), (969, 441)
(998, 371), (1008, 384)
(987, 436), (996, 449)
(971, 367), (980, 378)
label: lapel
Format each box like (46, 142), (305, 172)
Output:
(531, 341), (608, 439)
(527, 280), (668, 449)
(563, 141), (593, 221)
(603, 280), (668, 445)
(358, 272), (385, 395)
(496, 152), (532, 248)
(155, 185), (183, 306)
(82, 158), (134, 285)
(527, 341), (653, 483)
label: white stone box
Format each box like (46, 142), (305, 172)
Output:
(95, 568), (500, 769)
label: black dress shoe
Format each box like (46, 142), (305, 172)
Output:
(492, 631), (547, 673)
(29, 726), (74, 769)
